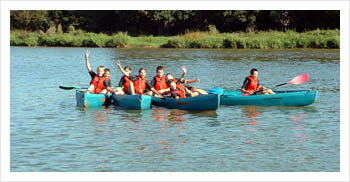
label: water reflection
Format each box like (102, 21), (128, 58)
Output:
(289, 111), (308, 144)
(168, 109), (186, 122)
(242, 106), (260, 126)
(151, 107), (169, 122)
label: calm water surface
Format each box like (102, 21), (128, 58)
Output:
(10, 47), (340, 172)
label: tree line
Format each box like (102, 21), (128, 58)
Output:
(10, 10), (339, 36)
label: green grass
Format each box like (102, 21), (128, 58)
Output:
(10, 29), (340, 49)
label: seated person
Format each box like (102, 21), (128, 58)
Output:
(168, 79), (199, 100)
(166, 72), (208, 95)
(150, 66), (169, 94)
(117, 61), (163, 97)
(117, 65), (132, 94)
(241, 68), (275, 95)
(82, 50), (106, 94)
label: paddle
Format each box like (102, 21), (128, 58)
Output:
(273, 73), (309, 88)
(59, 86), (88, 90)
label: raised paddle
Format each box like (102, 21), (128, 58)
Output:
(273, 73), (309, 88)
(59, 86), (88, 90)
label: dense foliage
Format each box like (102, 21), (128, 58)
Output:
(10, 10), (339, 35)
(11, 29), (339, 48)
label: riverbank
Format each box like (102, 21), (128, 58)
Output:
(10, 29), (339, 49)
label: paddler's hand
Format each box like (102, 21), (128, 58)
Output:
(175, 96), (179, 100)
(181, 65), (187, 73)
(195, 78), (200, 82)
(85, 50), (90, 58)
(117, 60), (121, 67)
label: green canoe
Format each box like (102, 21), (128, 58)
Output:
(220, 90), (317, 106)
(112, 94), (151, 110)
(76, 90), (111, 107)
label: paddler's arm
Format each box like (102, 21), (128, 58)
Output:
(145, 81), (163, 98)
(241, 88), (254, 94)
(241, 78), (255, 94)
(184, 78), (200, 84)
(158, 88), (170, 94)
(116, 60), (130, 77)
(151, 88), (164, 98)
(85, 50), (92, 72)
(179, 65), (187, 83)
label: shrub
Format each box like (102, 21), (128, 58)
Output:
(106, 32), (130, 48)
(67, 24), (75, 33)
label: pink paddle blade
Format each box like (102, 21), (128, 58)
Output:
(288, 73), (309, 85)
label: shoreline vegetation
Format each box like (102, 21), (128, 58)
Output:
(10, 29), (339, 49)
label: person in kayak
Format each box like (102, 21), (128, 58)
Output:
(165, 67), (208, 95)
(168, 79), (195, 100)
(82, 50), (106, 94)
(102, 68), (114, 94)
(150, 66), (169, 94)
(117, 61), (163, 97)
(241, 68), (275, 95)
(117, 65), (132, 94)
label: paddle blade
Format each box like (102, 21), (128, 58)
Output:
(59, 86), (86, 90)
(288, 73), (309, 85)
(59, 86), (75, 90)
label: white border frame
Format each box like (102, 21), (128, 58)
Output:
(1, 1), (349, 181)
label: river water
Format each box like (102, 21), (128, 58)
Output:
(10, 47), (340, 172)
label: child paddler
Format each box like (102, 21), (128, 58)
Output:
(82, 50), (107, 94)
(241, 68), (275, 95)
(116, 61), (163, 98)
(150, 66), (169, 94)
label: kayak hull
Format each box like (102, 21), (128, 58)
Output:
(220, 90), (317, 106)
(151, 94), (220, 111)
(112, 94), (151, 110)
(76, 90), (111, 107)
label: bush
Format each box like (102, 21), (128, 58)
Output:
(10, 29), (340, 49)
(57, 24), (63, 34)
(67, 24), (75, 33)
(106, 32), (130, 48)
(161, 38), (186, 48)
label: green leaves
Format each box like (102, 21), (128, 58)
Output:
(10, 10), (340, 36)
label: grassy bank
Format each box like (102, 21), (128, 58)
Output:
(10, 29), (340, 49)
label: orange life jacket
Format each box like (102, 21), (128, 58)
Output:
(133, 76), (147, 94)
(123, 75), (131, 93)
(245, 75), (259, 92)
(90, 75), (106, 94)
(153, 75), (168, 90)
(170, 84), (186, 98)
(162, 78), (180, 95)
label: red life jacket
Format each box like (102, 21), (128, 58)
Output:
(170, 84), (186, 98)
(90, 75), (106, 94)
(162, 78), (179, 95)
(245, 75), (259, 92)
(122, 75), (131, 93)
(153, 75), (168, 90)
(133, 76), (147, 94)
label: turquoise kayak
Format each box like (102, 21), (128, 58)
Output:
(151, 94), (220, 111)
(220, 90), (317, 106)
(76, 90), (112, 107)
(112, 94), (151, 110)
